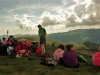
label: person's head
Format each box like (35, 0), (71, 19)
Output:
(2, 37), (6, 41)
(21, 38), (27, 44)
(18, 39), (22, 43)
(37, 24), (42, 29)
(40, 42), (45, 47)
(98, 47), (100, 51)
(58, 44), (64, 50)
(10, 35), (13, 38)
(66, 44), (74, 51)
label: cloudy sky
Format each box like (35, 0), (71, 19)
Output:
(0, 0), (100, 35)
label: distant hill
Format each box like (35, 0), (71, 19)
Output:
(47, 29), (100, 44)
(0, 34), (37, 39)
(1, 29), (100, 44)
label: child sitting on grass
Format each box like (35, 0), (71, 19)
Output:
(15, 38), (30, 58)
(92, 47), (100, 66)
(7, 42), (14, 55)
(36, 42), (45, 56)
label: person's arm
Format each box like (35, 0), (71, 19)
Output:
(43, 29), (47, 35)
(53, 51), (56, 60)
(38, 30), (42, 37)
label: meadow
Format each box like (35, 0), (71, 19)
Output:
(0, 36), (100, 75)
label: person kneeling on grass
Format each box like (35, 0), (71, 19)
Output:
(36, 42), (45, 56)
(91, 47), (100, 66)
(60, 44), (79, 68)
(15, 38), (30, 58)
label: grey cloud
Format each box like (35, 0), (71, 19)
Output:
(63, 0), (100, 27)
(74, 4), (85, 18)
(13, 0), (100, 29)
(41, 17), (61, 26)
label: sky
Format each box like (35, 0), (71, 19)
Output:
(0, 0), (100, 35)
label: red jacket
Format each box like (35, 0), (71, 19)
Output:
(93, 52), (100, 66)
(36, 46), (42, 56)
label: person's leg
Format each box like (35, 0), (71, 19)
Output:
(40, 37), (42, 45)
(19, 50), (26, 57)
(40, 37), (47, 50)
(25, 50), (29, 57)
(40, 37), (46, 44)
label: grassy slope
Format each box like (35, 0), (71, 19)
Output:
(0, 37), (100, 75)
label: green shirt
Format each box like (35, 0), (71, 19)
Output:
(38, 27), (46, 38)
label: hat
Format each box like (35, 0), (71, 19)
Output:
(18, 39), (22, 42)
(20, 38), (26, 42)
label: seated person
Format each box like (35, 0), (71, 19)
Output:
(7, 42), (14, 55)
(92, 47), (100, 66)
(36, 42), (45, 56)
(1, 37), (7, 46)
(0, 37), (8, 56)
(0, 39), (2, 47)
(60, 44), (79, 68)
(15, 38), (30, 58)
(7, 35), (15, 46)
(53, 44), (64, 62)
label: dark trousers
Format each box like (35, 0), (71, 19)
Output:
(40, 37), (47, 50)
(59, 58), (79, 68)
(40, 37), (46, 44)
(0, 45), (8, 56)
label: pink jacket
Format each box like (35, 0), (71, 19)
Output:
(53, 48), (64, 61)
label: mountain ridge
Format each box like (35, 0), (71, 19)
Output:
(47, 29), (100, 44)
(0, 29), (100, 44)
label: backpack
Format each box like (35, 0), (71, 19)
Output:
(40, 53), (57, 66)
(78, 55), (87, 63)
(28, 41), (38, 52)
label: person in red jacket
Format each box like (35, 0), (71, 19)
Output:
(92, 47), (100, 66)
(15, 38), (30, 58)
(36, 42), (45, 56)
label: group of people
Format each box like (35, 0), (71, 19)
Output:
(0, 35), (32, 58)
(53, 44), (100, 67)
(37, 24), (100, 67)
(53, 44), (79, 68)
(0, 24), (100, 68)
(0, 24), (47, 58)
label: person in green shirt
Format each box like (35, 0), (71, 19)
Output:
(37, 25), (47, 45)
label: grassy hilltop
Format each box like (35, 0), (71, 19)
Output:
(0, 36), (100, 75)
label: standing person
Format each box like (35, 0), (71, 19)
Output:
(37, 24), (47, 49)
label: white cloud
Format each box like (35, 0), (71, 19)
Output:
(14, 14), (36, 30)
(1, 0), (100, 35)
(40, 11), (63, 26)
(61, 0), (68, 5)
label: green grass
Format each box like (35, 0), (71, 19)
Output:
(0, 45), (100, 75)
(0, 37), (100, 75)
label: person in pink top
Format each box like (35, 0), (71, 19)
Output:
(92, 47), (100, 66)
(53, 45), (64, 62)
